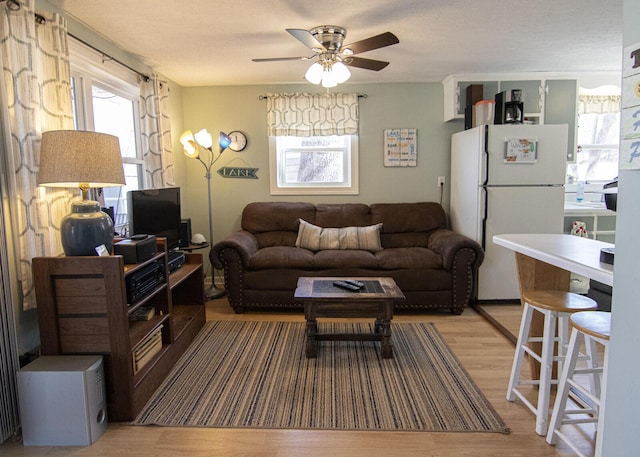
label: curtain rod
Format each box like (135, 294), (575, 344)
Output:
(1, 0), (20, 11)
(69, 33), (151, 82)
(0, 0), (152, 82)
(258, 94), (367, 100)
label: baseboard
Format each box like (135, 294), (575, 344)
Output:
(470, 301), (517, 345)
(476, 299), (520, 305)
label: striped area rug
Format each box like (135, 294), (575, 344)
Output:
(132, 321), (509, 433)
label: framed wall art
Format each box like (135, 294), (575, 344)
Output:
(384, 128), (417, 167)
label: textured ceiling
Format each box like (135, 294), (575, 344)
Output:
(48, 0), (623, 87)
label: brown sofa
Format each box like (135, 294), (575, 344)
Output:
(210, 202), (484, 314)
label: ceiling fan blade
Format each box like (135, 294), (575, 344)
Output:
(286, 28), (327, 51)
(252, 56), (315, 62)
(343, 32), (399, 55)
(343, 56), (389, 71)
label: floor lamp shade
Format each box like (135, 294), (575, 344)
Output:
(38, 130), (125, 256)
(180, 128), (230, 298)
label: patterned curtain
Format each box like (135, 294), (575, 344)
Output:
(578, 94), (621, 114)
(0, 0), (74, 310)
(266, 92), (359, 137)
(140, 76), (175, 188)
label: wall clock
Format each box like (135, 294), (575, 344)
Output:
(228, 131), (247, 152)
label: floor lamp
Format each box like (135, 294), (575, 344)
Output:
(180, 129), (231, 299)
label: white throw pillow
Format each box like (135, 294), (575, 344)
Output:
(295, 219), (383, 252)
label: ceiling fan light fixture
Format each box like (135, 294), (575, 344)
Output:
(254, 26), (399, 83)
(332, 61), (351, 84)
(321, 75), (338, 88)
(305, 62), (323, 84)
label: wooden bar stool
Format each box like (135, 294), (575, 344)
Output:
(506, 290), (598, 436)
(546, 311), (610, 457)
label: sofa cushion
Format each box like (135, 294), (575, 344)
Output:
(242, 202), (316, 234)
(315, 203), (371, 227)
(249, 246), (315, 269)
(254, 231), (298, 248)
(380, 232), (430, 249)
(370, 202), (446, 233)
(313, 249), (379, 268)
(375, 247), (442, 269)
(295, 219), (383, 252)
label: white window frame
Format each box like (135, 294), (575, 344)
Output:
(69, 38), (144, 188)
(68, 38), (145, 229)
(566, 112), (620, 194)
(268, 135), (359, 195)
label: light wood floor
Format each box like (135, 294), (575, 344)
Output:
(0, 300), (596, 457)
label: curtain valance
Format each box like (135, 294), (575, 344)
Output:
(266, 92), (359, 137)
(578, 94), (621, 114)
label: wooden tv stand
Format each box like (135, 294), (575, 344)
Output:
(32, 239), (206, 422)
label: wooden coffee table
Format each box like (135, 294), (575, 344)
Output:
(294, 277), (405, 359)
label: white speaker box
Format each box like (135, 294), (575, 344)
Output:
(17, 355), (107, 446)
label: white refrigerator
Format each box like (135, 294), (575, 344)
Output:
(450, 124), (568, 301)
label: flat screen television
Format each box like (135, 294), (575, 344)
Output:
(127, 187), (182, 251)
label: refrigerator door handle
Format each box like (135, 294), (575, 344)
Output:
(481, 183), (566, 188)
(482, 125), (489, 187)
(481, 186), (488, 250)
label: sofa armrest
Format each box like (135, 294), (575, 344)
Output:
(428, 229), (484, 271)
(209, 230), (259, 269)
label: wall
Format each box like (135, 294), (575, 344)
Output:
(599, 0), (640, 454)
(179, 83), (462, 257)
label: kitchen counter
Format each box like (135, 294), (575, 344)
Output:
(564, 201), (615, 215)
(492, 233), (614, 441)
(563, 201), (616, 242)
(493, 233), (614, 286)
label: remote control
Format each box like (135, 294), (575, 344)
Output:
(343, 279), (365, 288)
(333, 280), (361, 291)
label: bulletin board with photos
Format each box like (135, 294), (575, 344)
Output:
(504, 138), (538, 163)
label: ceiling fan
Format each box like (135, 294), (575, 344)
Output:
(252, 25), (399, 86)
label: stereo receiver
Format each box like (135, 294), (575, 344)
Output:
(125, 259), (165, 304)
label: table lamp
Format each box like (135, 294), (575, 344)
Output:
(38, 130), (125, 256)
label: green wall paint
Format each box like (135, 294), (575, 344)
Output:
(177, 83), (462, 259)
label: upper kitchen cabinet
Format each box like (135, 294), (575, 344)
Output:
(544, 79), (578, 162)
(442, 74), (577, 160)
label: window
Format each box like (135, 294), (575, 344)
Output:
(69, 38), (143, 230)
(269, 135), (359, 195)
(265, 92), (360, 195)
(566, 88), (620, 188)
(571, 111), (620, 182)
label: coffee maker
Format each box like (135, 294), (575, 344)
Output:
(494, 89), (524, 124)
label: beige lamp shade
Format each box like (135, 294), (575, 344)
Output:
(38, 130), (125, 194)
(38, 130), (125, 256)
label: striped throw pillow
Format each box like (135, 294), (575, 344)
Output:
(295, 219), (383, 252)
